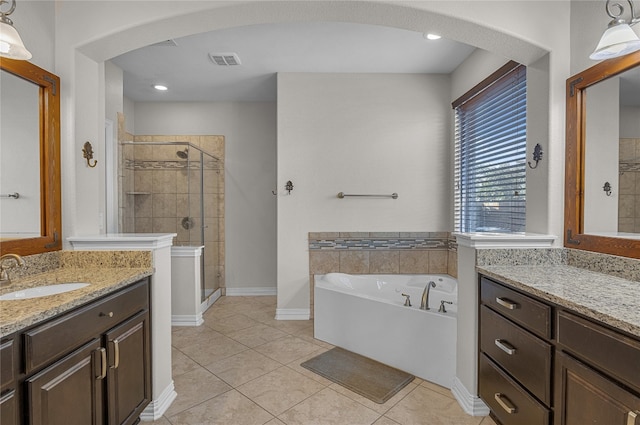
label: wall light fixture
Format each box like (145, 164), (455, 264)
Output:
(0, 0), (31, 60)
(591, 0), (640, 60)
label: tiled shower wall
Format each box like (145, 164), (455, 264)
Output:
(117, 115), (225, 291)
(308, 232), (458, 315)
(619, 138), (640, 233)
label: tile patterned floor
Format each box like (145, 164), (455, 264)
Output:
(150, 295), (498, 425)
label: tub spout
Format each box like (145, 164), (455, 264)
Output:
(420, 281), (436, 310)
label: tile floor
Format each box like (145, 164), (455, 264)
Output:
(150, 295), (498, 425)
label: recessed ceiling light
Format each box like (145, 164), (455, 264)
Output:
(425, 33), (442, 40)
(153, 84), (168, 91)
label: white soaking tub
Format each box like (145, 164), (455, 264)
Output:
(314, 273), (458, 388)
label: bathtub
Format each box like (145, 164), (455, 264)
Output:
(314, 273), (457, 389)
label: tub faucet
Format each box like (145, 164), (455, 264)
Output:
(0, 253), (25, 284)
(420, 281), (436, 310)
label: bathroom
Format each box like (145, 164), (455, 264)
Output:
(1, 1), (640, 424)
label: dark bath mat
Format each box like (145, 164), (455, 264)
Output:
(300, 347), (414, 404)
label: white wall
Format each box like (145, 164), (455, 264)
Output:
(277, 73), (452, 313)
(133, 102), (277, 290)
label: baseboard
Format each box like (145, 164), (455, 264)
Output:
(171, 314), (204, 327)
(275, 308), (310, 320)
(201, 288), (221, 314)
(140, 381), (177, 421)
(225, 286), (277, 296)
(451, 377), (490, 416)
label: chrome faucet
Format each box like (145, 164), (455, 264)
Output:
(420, 281), (436, 310)
(0, 253), (25, 284)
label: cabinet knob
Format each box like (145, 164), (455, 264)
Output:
(100, 311), (114, 318)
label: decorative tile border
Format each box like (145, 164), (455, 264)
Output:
(308, 232), (453, 251)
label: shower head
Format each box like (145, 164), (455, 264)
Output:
(176, 148), (188, 159)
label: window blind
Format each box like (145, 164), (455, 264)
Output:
(453, 63), (527, 233)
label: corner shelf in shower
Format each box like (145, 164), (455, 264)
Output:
(126, 192), (152, 195)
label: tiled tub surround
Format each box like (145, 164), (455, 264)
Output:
(476, 248), (640, 338)
(619, 138), (640, 233)
(0, 250), (153, 336)
(308, 232), (457, 317)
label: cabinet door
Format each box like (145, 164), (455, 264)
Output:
(105, 311), (151, 425)
(1, 390), (17, 425)
(26, 339), (105, 425)
(555, 351), (640, 425)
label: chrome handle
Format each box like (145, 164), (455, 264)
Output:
(495, 339), (517, 355)
(496, 297), (519, 310)
(100, 311), (114, 318)
(111, 339), (120, 369)
(401, 293), (412, 307)
(494, 393), (517, 414)
(96, 348), (107, 380)
(628, 410), (639, 425)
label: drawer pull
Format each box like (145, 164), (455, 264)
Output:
(628, 410), (639, 425)
(496, 297), (519, 310)
(100, 311), (114, 318)
(111, 339), (120, 369)
(494, 339), (517, 355)
(96, 347), (107, 380)
(494, 393), (517, 414)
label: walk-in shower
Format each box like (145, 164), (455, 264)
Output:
(120, 139), (224, 306)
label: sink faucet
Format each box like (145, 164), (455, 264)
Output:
(0, 253), (25, 284)
(420, 281), (436, 310)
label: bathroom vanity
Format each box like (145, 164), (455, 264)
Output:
(0, 257), (153, 425)
(478, 266), (640, 425)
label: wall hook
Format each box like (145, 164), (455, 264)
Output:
(527, 143), (543, 169)
(82, 141), (98, 168)
(271, 190), (277, 195)
(285, 180), (294, 195)
(603, 182), (612, 196)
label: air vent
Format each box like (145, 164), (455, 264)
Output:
(209, 52), (241, 66)
(150, 39), (178, 47)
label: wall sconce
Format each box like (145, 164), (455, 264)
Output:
(0, 0), (32, 60)
(285, 180), (294, 195)
(82, 141), (98, 168)
(591, 0), (640, 60)
(527, 143), (544, 169)
(603, 182), (613, 196)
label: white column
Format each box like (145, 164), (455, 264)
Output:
(68, 233), (177, 420)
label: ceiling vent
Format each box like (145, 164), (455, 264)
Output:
(150, 39), (178, 47)
(209, 52), (242, 66)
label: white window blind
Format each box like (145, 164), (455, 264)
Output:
(453, 62), (527, 233)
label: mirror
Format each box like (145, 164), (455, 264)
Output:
(0, 59), (61, 256)
(565, 50), (640, 258)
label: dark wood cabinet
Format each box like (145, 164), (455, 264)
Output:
(479, 274), (640, 425)
(27, 339), (104, 425)
(0, 278), (150, 425)
(555, 351), (640, 425)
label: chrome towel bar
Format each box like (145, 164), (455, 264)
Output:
(337, 192), (398, 199)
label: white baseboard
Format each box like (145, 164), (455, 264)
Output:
(451, 377), (489, 416)
(275, 308), (310, 320)
(201, 288), (221, 313)
(171, 314), (204, 327)
(226, 286), (277, 296)
(140, 381), (177, 421)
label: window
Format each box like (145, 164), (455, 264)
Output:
(453, 61), (527, 233)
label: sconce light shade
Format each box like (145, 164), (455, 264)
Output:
(0, 20), (31, 60)
(590, 23), (640, 60)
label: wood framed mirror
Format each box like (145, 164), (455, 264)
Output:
(565, 50), (640, 258)
(0, 58), (61, 256)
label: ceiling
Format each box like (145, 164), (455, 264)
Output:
(110, 21), (477, 103)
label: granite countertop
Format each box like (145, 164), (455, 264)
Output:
(477, 265), (640, 338)
(0, 266), (153, 337)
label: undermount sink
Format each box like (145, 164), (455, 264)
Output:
(0, 283), (90, 300)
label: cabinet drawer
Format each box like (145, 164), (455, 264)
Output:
(0, 338), (15, 391)
(24, 279), (149, 374)
(479, 354), (550, 425)
(480, 306), (552, 405)
(0, 389), (17, 425)
(557, 310), (640, 393)
(481, 277), (552, 339)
